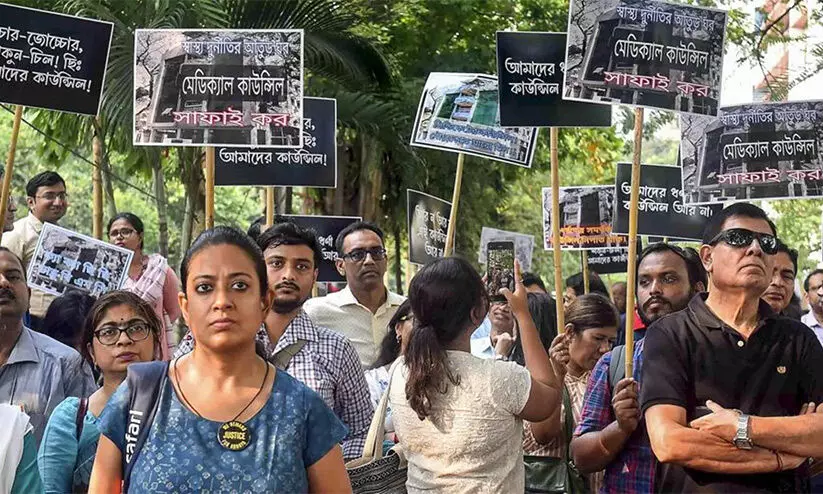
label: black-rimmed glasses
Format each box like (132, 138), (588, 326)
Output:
(94, 322), (151, 346)
(341, 247), (387, 262)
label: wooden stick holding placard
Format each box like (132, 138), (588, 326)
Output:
(443, 153), (465, 256)
(549, 128), (565, 331)
(92, 117), (104, 240)
(624, 108), (645, 378)
(582, 250), (590, 294)
(265, 186), (275, 228)
(0, 105), (23, 240)
(205, 147), (215, 229)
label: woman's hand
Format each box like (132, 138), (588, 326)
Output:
(500, 259), (528, 317)
(548, 332), (570, 381)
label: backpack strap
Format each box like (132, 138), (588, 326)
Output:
(122, 361), (168, 493)
(271, 340), (308, 371)
(75, 397), (88, 441)
(608, 345), (626, 397)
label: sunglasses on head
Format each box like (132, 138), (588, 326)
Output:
(708, 228), (778, 255)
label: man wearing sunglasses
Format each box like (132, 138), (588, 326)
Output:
(642, 203), (823, 492)
(305, 221), (406, 366)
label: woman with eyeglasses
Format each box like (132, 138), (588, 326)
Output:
(107, 212), (181, 360)
(37, 291), (162, 494)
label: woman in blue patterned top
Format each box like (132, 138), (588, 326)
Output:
(38, 291), (162, 493)
(89, 226), (350, 493)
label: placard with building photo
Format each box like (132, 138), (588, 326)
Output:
(681, 100), (823, 204)
(27, 223), (133, 298)
(478, 227), (535, 272)
(280, 214), (361, 283)
(410, 72), (538, 167)
(133, 29), (303, 148)
(562, 0), (727, 116)
(542, 185), (629, 250)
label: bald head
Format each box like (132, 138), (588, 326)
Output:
(611, 282), (627, 314)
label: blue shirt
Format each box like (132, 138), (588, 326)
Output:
(99, 369), (348, 493)
(37, 397), (101, 493)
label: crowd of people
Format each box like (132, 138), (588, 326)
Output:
(2, 171), (823, 493)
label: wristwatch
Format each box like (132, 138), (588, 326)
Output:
(733, 412), (753, 450)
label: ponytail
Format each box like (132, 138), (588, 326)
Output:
(404, 323), (460, 420)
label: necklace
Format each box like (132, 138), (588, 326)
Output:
(173, 356), (270, 451)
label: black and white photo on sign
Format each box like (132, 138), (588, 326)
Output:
(215, 97), (337, 187)
(478, 227), (534, 272)
(542, 185), (629, 250)
(495, 31), (612, 128)
(27, 223), (133, 298)
(563, 0), (728, 116)
(681, 100), (823, 204)
(133, 29), (303, 148)
(587, 241), (641, 275)
(0, 3), (113, 115)
(407, 190), (451, 266)
(280, 214), (361, 283)
(613, 162), (721, 241)
(410, 72), (538, 167)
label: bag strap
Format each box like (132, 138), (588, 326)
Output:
(562, 384), (575, 464)
(122, 361), (168, 493)
(271, 340), (308, 371)
(354, 359), (403, 463)
(75, 397), (88, 441)
(608, 345), (626, 397)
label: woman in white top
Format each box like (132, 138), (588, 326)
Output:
(389, 257), (564, 493)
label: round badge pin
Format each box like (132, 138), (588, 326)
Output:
(217, 421), (251, 451)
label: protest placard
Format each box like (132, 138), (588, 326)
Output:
(478, 227), (534, 271)
(133, 29), (303, 148)
(613, 163), (721, 241)
(407, 190), (451, 266)
(215, 97), (336, 187)
(27, 223), (133, 298)
(280, 214), (360, 283)
(543, 185), (629, 250)
(680, 100), (823, 204)
(410, 72), (538, 167)
(0, 3), (113, 115)
(495, 31), (611, 128)
(587, 240), (641, 275)
(562, 0), (727, 116)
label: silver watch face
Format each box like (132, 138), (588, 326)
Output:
(733, 438), (753, 450)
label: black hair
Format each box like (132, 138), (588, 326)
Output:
(804, 268), (823, 293)
(511, 292), (557, 367)
(107, 212), (145, 250)
(405, 257), (488, 420)
(26, 171), (65, 198)
(370, 299), (412, 370)
(257, 220), (322, 268)
(565, 293), (620, 333)
(180, 226), (268, 297)
(79, 290), (162, 365)
(637, 242), (707, 289)
(522, 272), (547, 293)
(701, 202), (777, 244)
(247, 216), (266, 242)
(783, 293), (803, 321)
(0, 246), (25, 273)
(41, 289), (96, 349)
(335, 221), (384, 254)
(565, 271), (609, 298)
(776, 240), (798, 275)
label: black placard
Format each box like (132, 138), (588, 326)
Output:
(495, 31), (611, 128)
(0, 3), (113, 115)
(407, 190), (451, 266)
(215, 97), (336, 187)
(281, 215), (360, 283)
(613, 163), (721, 241)
(587, 240), (642, 275)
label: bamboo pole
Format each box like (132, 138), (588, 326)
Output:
(265, 186), (275, 228)
(0, 105), (23, 239)
(204, 147), (215, 229)
(582, 250), (590, 294)
(92, 117), (103, 240)
(625, 108), (645, 378)
(549, 128), (565, 331)
(443, 153), (465, 256)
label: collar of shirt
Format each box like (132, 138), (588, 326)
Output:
(688, 292), (776, 334)
(25, 212), (43, 235)
(273, 310), (319, 352)
(330, 285), (404, 313)
(6, 327), (37, 365)
(801, 311), (823, 330)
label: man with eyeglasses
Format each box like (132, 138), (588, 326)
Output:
(304, 221), (405, 366)
(0, 247), (95, 444)
(642, 203), (823, 492)
(2, 171), (69, 330)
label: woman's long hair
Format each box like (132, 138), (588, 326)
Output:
(404, 257), (488, 420)
(371, 300), (412, 370)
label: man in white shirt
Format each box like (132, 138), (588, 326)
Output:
(470, 301), (517, 360)
(304, 221), (405, 366)
(801, 268), (823, 347)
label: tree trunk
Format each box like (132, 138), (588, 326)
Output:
(101, 158), (117, 219)
(180, 150), (204, 251)
(393, 224), (402, 295)
(285, 186), (293, 214)
(332, 143), (346, 215)
(91, 119), (104, 240)
(275, 186), (287, 214)
(358, 137), (380, 220)
(151, 159), (169, 259)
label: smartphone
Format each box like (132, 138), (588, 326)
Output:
(486, 241), (515, 302)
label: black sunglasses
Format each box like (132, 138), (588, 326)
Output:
(341, 247), (387, 262)
(708, 228), (778, 255)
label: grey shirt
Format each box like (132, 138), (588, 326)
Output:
(0, 327), (96, 444)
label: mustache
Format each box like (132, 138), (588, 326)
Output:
(643, 296), (670, 311)
(274, 281), (300, 291)
(0, 288), (15, 300)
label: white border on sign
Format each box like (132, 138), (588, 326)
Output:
(26, 222), (134, 297)
(561, 0), (729, 117)
(542, 184), (628, 251)
(478, 226), (535, 271)
(409, 72), (539, 168)
(494, 30), (613, 129)
(132, 28), (305, 149)
(0, 2), (115, 117)
(407, 188), (452, 267)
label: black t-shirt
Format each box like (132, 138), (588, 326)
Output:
(640, 293), (823, 493)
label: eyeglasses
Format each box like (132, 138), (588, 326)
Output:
(94, 322), (151, 346)
(109, 228), (136, 239)
(341, 247), (387, 262)
(708, 228), (779, 255)
(398, 314), (414, 323)
(35, 192), (68, 201)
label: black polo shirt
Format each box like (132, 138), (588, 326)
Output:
(640, 293), (823, 493)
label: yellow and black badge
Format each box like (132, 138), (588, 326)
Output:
(218, 421), (251, 451)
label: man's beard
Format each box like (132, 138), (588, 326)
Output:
(272, 295), (309, 314)
(637, 289), (694, 326)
